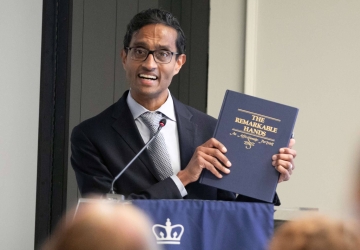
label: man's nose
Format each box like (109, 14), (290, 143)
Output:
(142, 53), (157, 69)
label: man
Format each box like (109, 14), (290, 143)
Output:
(42, 201), (160, 250)
(71, 9), (296, 203)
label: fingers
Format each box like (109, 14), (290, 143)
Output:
(202, 138), (228, 154)
(273, 146), (297, 183)
(278, 169), (290, 183)
(272, 155), (294, 168)
(273, 160), (293, 173)
(199, 138), (232, 169)
(279, 147), (297, 159)
(179, 138), (231, 185)
(197, 149), (231, 178)
(275, 166), (292, 183)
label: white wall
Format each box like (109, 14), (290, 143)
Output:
(209, 0), (360, 216)
(0, 1), (42, 249)
(255, 0), (360, 216)
(208, 0), (246, 118)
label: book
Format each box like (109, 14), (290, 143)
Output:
(199, 90), (298, 203)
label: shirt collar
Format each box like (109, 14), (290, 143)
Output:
(126, 89), (176, 121)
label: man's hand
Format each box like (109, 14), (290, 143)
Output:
(272, 138), (297, 183)
(177, 138), (232, 186)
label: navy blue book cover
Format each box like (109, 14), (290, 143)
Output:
(199, 90), (298, 203)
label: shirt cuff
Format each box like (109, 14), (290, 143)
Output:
(170, 175), (188, 197)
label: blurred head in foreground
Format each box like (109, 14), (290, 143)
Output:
(269, 215), (360, 250)
(42, 201), (160, 250)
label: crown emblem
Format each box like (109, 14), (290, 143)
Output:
(152, 218), (184, 244)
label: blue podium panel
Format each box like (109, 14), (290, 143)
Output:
(132, 200), (274, 250)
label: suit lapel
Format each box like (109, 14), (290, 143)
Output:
(111, 91), (161, 181)
(173, 98), (197, 170)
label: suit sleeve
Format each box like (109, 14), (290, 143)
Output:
(71, 125), (183, 199)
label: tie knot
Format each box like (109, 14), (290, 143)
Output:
(140, 111), (163, 134)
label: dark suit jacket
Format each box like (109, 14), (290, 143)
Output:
(71, 91), (279, 204)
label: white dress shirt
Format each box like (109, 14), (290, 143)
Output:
(126, 90), (187, 197)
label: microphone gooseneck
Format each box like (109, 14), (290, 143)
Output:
(108, 118), (167, 195)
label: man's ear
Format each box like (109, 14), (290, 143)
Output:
(174, 54), (186, 75)
(121, 49), (127, 69)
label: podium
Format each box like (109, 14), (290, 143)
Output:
(76, 199), (274, 250)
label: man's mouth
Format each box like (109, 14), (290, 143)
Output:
(138, 74), (158, 80)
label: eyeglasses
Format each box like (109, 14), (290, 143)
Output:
(125, 47), (179, 64)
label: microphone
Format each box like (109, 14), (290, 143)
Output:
(107, 118), (167, 200)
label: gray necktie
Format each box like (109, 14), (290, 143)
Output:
(140, 111), (173, 180)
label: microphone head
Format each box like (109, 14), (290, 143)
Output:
(159, 119), (167, 127)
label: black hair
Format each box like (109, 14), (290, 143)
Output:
(123, 8), (186, 54)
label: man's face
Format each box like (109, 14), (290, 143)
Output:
(121, 24), (186, 109)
